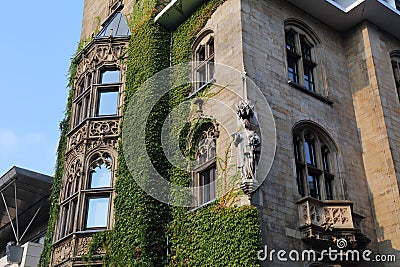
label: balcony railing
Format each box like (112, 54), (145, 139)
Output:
(297, 196), (354, 230)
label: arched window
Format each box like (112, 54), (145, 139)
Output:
(390, 52), (400, 100)
(285, 20), (320, 93)
(192, 31), (215, 92)
(88, 153), (112, 188)
(192, 123), (217, 206)
(293, 123), (336, 200)
(84, 152), (114, 230)
(58, 159), (81, 239)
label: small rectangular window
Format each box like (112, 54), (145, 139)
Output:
(97, 90), (118, 116)
(86, 196), (109, 228)
(100, 69), (120, 84)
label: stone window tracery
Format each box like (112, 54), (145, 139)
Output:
(58, 159), (82, 239)
(84, 152), (114, 230)
(293, 124), (336, 200)
(192, 124), (217, 206)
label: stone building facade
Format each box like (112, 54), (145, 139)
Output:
(48, 0), (400, 266)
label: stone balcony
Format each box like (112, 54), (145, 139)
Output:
(297, 197), (370, 251)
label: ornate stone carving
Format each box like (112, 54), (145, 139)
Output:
(68, 125), (87, 149)
(76, 236), (93, 256)
(87, 137), (119, 152)
(298, 198), (353, 229)
(89, 120), (119, 137)
(53, 239), (73, 264)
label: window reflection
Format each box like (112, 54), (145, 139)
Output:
(100, 69), (120, 84)
(86, 197), (109, 228)
(98, 90), (118, 116)
(90, 163), (111, 188)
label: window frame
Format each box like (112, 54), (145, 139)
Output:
(191, 123), (218, 207)
(82, 152), (115, 231)
(192, 31), (215, 93)
(293, 126), (336, 201)
(58, 159), (82, 240)
(84, 195), (111, 230)
(285, 27), (317, 93)
(96, 88), (120, 117)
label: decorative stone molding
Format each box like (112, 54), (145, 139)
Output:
(298, 197), (354, 229)
(89, 119), (119, 138)
(76, 236), (93, 256)
(53, 239), (73, 264)
(68, 125), (87, 150)
(87, 137), (119, 152)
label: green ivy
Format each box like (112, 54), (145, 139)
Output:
(42, 0), (262, 266)
(169, 205), (261, 266)
(168, 1), (262, 266)
(97, 2), (172, 266)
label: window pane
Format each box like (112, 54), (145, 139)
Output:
(90, 164), (111, 188)
(304, 138), (316, 166)
(285, 30), (296, 52)
(86, 197), (109, 228)
(98, 91), (118, 116)
(296, 167), (304, 196)
(75, 102), (82, 126)
(197, 45), (206, 61)
(200, 167), (216, 204)
(294, 136), (301, 160)
(208, 38), (214, 56)
(322, 148), (330, 172)
(197, 65), (206, 89)
(287, 56), (299, 83)
(100, 69), (120, 84)
(304, 65), (315, 92)
(208, 58), (215, 80)
(308, 174), (320, 200)
(301, 37), (312, 61)
(83, 95), (90, 119)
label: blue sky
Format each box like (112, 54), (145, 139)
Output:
(0, 1), (84, 176)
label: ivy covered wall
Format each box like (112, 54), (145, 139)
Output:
(41, 0), (262, 266)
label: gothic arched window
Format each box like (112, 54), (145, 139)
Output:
(84, 152), (114, 230)
(192, 31), (215, 92)
(192, 124), (217, 206)
(285, 20), (320, 93)
(58, 159), (82, 239)
(293, 124), (336, 200)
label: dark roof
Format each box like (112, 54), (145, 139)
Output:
(0, 167), (53, 254)
(95, 11), (131, 39)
